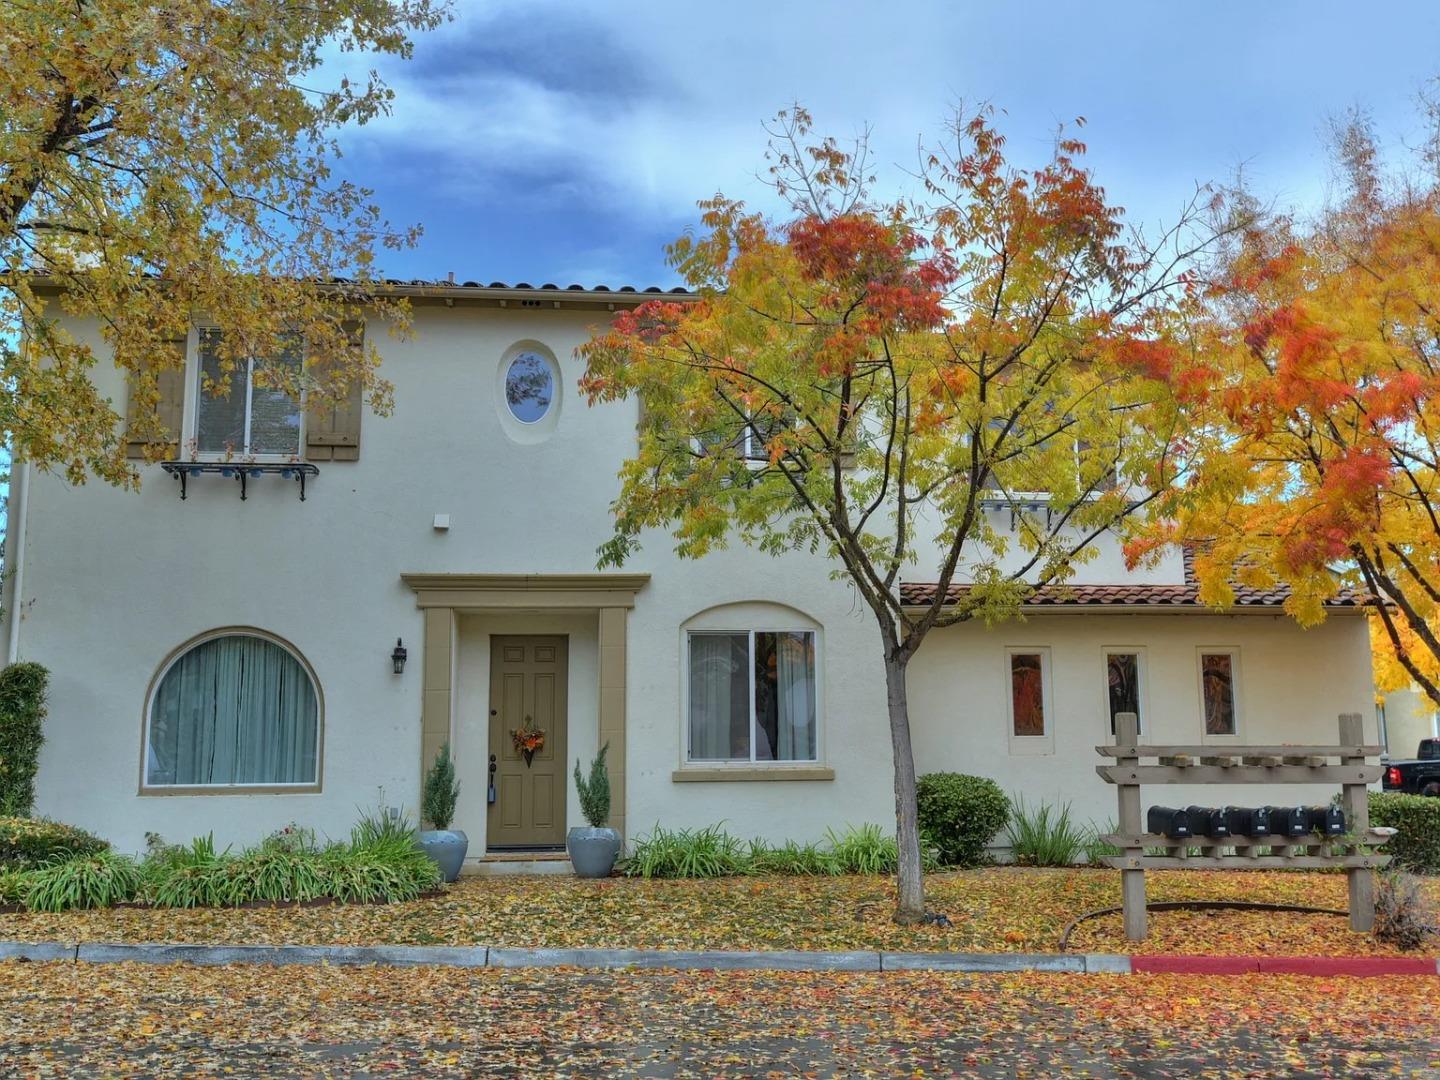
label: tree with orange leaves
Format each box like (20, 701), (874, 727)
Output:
(1155, 111), (1440, 706)
(581, 107), (1224, 921)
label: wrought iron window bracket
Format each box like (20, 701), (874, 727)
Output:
(160, 461), (319, 501)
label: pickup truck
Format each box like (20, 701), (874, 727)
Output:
(1383, 738), (1440, 796)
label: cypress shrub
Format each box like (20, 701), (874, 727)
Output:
(0, 662), (48, 817)
(421, 743), (459, 830)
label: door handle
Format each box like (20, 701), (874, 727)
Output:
(487, 754), (497, 805)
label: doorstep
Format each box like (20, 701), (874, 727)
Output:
(464, 851), (573, 878)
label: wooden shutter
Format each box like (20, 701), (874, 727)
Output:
(124, 339), (186, 459)
(305, 320), (363, 462)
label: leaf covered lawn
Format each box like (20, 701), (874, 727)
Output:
(0, 868), (1436, 956)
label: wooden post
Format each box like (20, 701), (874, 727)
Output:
(1339, 712), (1374, 933)
(1114, 711), (1146, 940)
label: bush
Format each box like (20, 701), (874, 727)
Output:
(24, 851), (143, 911)
(622, 824), (751, 879)
(574, 742), (611, 829)
(421, 743), (459, 831)
(0, 662), (48, 816)
(1374, 871), (1438, 949)
(1369, 792), (1440, 873)
(0, 867), (26, 906)
(0, 816), (107, 868)
(1006, 799), (1087, 867)
(916, 773), (1010, 867)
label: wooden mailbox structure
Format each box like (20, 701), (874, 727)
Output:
(1098, 712), (1390, 941)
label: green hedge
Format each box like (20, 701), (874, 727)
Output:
(0, 662), (48, 817)
(1371, 792), (1440, 873)
(0, 816), (108, 868)
(916, 773), (1010, 867)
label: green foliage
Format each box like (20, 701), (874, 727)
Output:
(0, 662), (48, 816)
(574, 742), (612, 829)
(1374, 871), (1438, 949)
(0, 815), (107, 868)
(1370, 792), (1440, 873)
(0, 866), (26, 905)
(624, 823), (937, 879)
(622, 824), (751, 879)
(421, 743), (460, 831)
(915, 773), (1010, 867)
(23, 851), (142, 912)
(1082, 821), (1122, 866)
(1006, 799), (1088, 867)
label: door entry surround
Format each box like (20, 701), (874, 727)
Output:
(488, 635), (568, 849)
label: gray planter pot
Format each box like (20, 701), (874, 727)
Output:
(566, 826), (621, 878)
(417, 829), (469, 883)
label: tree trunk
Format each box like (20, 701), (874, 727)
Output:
(884, 651), (925, 923)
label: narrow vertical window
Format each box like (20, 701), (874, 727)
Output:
(1106, 651), (1142, 735)
(1200, 652), (1238, 735)
(1010, 652), (1046, 737)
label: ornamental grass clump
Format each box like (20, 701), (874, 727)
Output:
(574, 742), (612, 828)
(23, 851), (143, 912)
(1006, 799), (1088, 867)
(622, 824), (751, 879)
(1374, 871), (1439, 950)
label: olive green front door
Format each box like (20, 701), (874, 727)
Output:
(488, 636), (568, 849)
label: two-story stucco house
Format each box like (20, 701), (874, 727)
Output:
(0, 280), (1379, 865)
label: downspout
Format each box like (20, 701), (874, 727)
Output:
(5, 458), (30, 664)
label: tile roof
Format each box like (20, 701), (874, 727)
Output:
(324, 277), (693, 297)
(899, 550), (1370, 610)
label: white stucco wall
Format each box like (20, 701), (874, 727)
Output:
(4, 300), (1379, 854)
(907, 611), (1377, 832)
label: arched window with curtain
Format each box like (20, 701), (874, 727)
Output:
(144, 630), (321, 789)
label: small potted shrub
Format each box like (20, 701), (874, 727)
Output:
(568, 743), (620, 878)
(418, 743), (467, 882)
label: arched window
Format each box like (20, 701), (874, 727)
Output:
(144, 630), (321, 790)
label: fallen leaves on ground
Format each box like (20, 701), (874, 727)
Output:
(0, 868), (1435, 956)
(0, 961), (1436, 1077)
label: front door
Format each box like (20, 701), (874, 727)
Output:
(488, 635), (568, 849)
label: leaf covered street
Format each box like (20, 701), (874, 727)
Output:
(0, 960), (1436, 1077)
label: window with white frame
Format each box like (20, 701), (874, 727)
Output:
(1007, 648), (1051, 738)
(687, 630), (817, 762)
(1199, 649), (1239, 735)
(1104, 649), (1144, 735)
(144, 630), (320, 789)
(195, 328), (303, 457)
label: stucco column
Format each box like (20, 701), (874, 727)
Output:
(419, 606), (454, 807)
(598, 606), (627, 839)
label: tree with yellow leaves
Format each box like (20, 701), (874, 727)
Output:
(1, 0), (448, 485)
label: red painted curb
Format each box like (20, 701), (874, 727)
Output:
(1132, 954), (1437, 977)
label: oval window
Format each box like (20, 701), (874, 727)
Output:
(504, 351), (555, 424)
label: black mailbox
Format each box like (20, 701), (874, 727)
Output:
(1147, 806), (1192, 839)
(1265, 806), (1309, 837)
(1223, 806), (1272, 837)
(1307, 805), (1346, 836)
(1184, 806), (1231, 838)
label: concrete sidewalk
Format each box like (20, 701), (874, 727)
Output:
(1, 940), (1436, 975)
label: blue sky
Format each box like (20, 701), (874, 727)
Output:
(333, 0), (1440, 289)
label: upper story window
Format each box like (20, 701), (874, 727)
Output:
(144, 629), (321, 791)
(505, 350), (556, 424)
(196, 329), (302, 458)
(687, 627), (818, 764)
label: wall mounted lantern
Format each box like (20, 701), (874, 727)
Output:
(391, 638), (408, 675)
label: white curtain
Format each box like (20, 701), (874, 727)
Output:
(688, 633), (748, 760)
(148, 635), (318, 785)
(773, 632), (816, 761)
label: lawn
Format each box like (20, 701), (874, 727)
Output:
(1, 867), (1436, 956)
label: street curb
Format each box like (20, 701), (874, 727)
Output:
(0, 942), (1434, 975)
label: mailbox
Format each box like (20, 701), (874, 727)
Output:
(1147, 806), (1192, 839)
(1184, 806), (1231, 838)
(1307, 805), (1346, 836)
(1223, 806), (1272, 837)
(1264, 806), (1310, 837)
